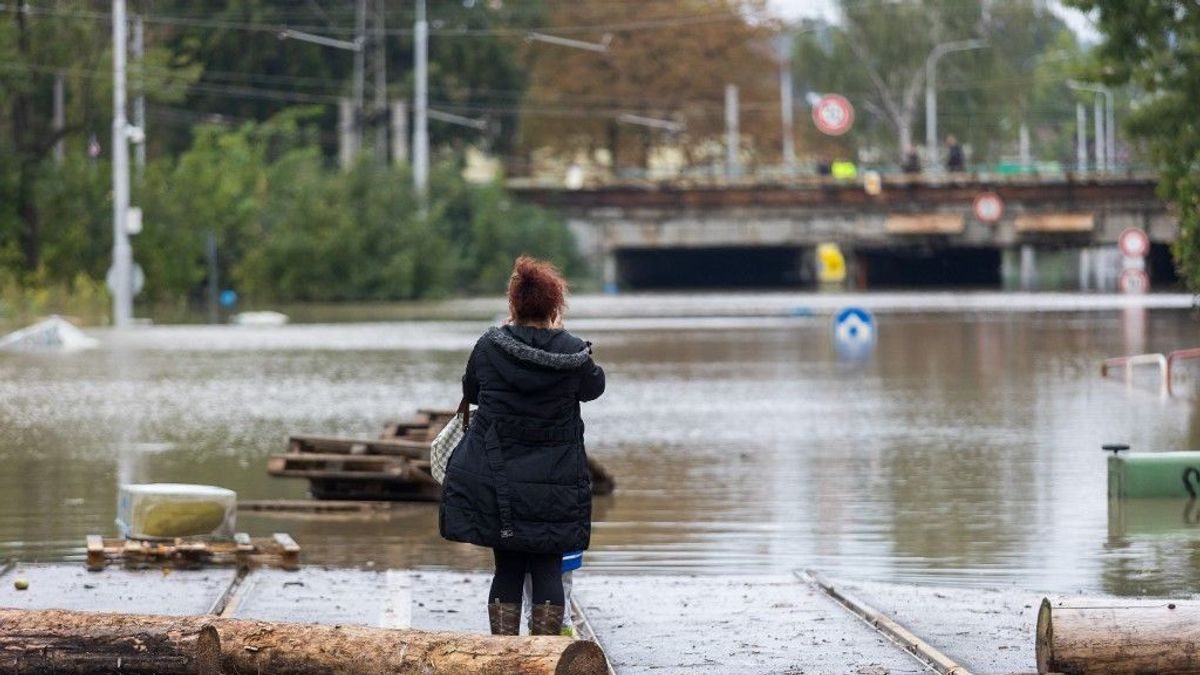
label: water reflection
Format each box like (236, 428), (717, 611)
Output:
(1, 304), (1199, 593)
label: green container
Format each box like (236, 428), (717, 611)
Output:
(1108, 452), (1200, 499)
(1108, 498), (1200, 538)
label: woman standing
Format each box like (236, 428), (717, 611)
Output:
(439, 256), (606, 636)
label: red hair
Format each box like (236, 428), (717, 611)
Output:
(508, 256), (566, 324)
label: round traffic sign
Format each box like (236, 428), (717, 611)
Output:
(833, 307), (876, 360)
(1118, 227), (1150, 259)
(812, 94), (855, 136)
(106, 263), (145, 297)
(1119, 268), (1150, 294)
(973, 192), (1004, 224)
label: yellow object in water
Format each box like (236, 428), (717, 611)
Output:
(134, 500), (230, 538)
(118, 484), (237, 539)
(817, 243), (847, 284)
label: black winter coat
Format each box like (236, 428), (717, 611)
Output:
(438, 325), (605, 554)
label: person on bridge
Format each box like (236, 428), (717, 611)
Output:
(902, 145), (921, 174)
(946, 135), (965, 172)
(439, 256), (606, 636)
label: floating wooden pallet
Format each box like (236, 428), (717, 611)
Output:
(86, 533), (300, 572)
(270, 407), (614, 501)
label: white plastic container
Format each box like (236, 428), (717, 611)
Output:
(116, 483), (236, 540)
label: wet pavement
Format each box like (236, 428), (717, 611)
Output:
(0, 562), (1065, 673)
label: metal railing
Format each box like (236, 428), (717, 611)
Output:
(1102, 353), (1169, 398)
(1102, 348), (1200, 397)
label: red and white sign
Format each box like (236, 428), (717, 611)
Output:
(1119, 268), (1150, 294)
(973, 192), (1005, 224)
(1119, 227), (1150, 258)
(812, 94), (855, 136)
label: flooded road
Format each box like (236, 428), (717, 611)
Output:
(2, 294), (1200, 595)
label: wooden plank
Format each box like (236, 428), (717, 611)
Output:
(1014, 212), (1094, 232)
(289, 435), (428, 459)
(87, 536), (299, 571)
(273, 533), (300, 570)
(269, 452), (406, 466)
(86, 535), (106, 572)
(885, 213), (965, 234)
(239, 500), (395, 513)
(268, 467), (415, 481)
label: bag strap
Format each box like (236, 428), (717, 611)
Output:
(456, 397), (470, 429)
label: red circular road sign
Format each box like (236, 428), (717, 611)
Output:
(1119, 268), (1150, 294)
(1118, 227), (1150, 258)
(812, 94), (855, 136)
(973, 192), (1005, 224)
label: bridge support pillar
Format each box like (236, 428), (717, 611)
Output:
(1020, 245), (1038, 291)
(602, 253), (618, 294)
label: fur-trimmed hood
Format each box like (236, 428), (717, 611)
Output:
(485, 325), (590, 371)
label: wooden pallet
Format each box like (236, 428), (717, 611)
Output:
(270, 407), (614, 501)
(86, 533), (300, 571)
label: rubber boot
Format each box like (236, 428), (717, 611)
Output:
(488, 599), (520, 635)
(529, 601), (565, 636)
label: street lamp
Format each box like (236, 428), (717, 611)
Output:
(1067, 80), (1114, 172)
(924, 39), (986, 166)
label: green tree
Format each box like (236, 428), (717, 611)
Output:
(793, 0), (1072, 166)
(1068, 0), (1200, 287)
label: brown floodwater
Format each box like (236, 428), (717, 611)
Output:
(2, 295), (1200, 595)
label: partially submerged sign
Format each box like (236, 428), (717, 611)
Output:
(0, 316), (99, 352)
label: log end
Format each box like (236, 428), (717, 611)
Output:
(555, 640), (608, 675)
(1035, 597), (1053, 674)
(196, 624), (222, 675)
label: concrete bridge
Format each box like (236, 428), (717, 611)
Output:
(511, 175), (1175, 291)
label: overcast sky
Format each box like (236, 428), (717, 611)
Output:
(767, 0), (1100, 42)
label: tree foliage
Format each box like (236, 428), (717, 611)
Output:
(793, 0), (1077, 167)
(518, 0), (779, 174)
(1068, 0), (1200, 289)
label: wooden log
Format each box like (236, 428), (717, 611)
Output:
(1037, 596), (1200, 674)
(0, 610), (220, 674)
(0, 609), (607, 675)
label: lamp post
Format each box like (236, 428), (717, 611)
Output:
(924, 39), (986, 165)
(1067, 80), (1114, 172)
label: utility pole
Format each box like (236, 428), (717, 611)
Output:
(1075, 102), (1087, 172)
(132, 14), (145, 177)
(52, 73), (64, 164)
(924, 40), (986, 165)
(111, 0), (133, 328)
(391, 101), (409, 165)
(352, 0), (367, 159)
(725, 83), (740, 179)
(1094, 94), (1105, 172)
(413, 0), (429, 195)
(1106, 91), (1116, 170)
(372, 0), (387, 163)
(775, 34), (796, 175)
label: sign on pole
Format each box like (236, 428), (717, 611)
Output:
(812, 94), (855, 136)
(1119, 268), (1149, 294)
(1118, 228), (1150, 259)
(973, 192), (1004, 224)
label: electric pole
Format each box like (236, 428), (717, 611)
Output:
(132, 14), (145, 177)
(52, 73), (64, 164)
(353, 0), (366, 159)
(725, 84), (740, 179)
(413, 0), (429, 194)
(111, 0), (133, 328)
(372, 0), (387, 164)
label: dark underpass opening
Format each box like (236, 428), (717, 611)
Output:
(616, 247), (802, 290)
(858, 247), (1001, 288)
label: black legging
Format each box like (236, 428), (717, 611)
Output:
(489, 549), (564, 606)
